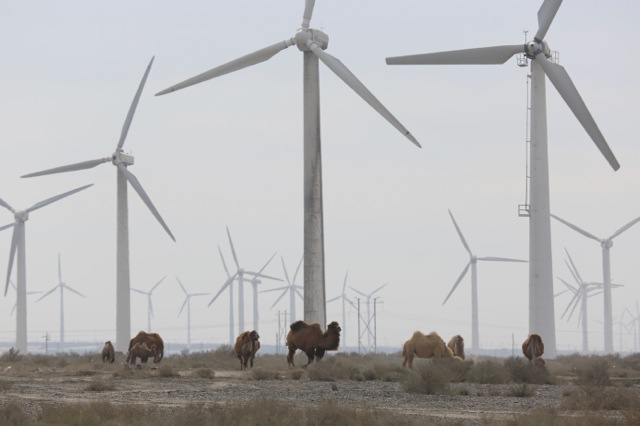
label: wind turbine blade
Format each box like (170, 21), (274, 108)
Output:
(244, 271), (282, 282)
(349, 286), (369, 298)
(292, 255), (304, 285)
(564, 249), (584, 284)
(386, 45), (524, 65)
(477, 256), (527, 263)
(117, 56), (154, 151)
(558, 277), (578, 294)
(36, 285), (59, 302)
(269, 289), (289, 310)
(0, 199), (16, 213)
(176, 276), (188, 295)
(448, 209), (472, 257)
(10, 303), (16, 316)
(191, 292), (210, 297)
(178, 298), (188, 317)
(4, 226), (19, 296)
(21, 157), (110, 178)
(131, 288), (147, 295)
(208, 272), (237, 307)
(536, 55), (619, 171)
(301, 0), (315, 28)
(308, 45), (421, 148)
(226, 226), (240, 270)
(150, 276), (167, 293)
(554, 288), (569, 298)
(149, 298), (155, 319)
(342, 270), (349, 294)
(25, 184), (93, 214)
(257, 252), (277, 275)
(609, 215), (640, 240)
(65, 286), (86, 298)
(443, 262), (471, 305)
(58, 253), (62, 284)
(565, 288), (583, 321)
(156, 40), (294, 96)
(370, 282), (388, 297)
(327, 295), (340, 303)
(0, 223), (14, 232)
(218, 245), (231, 278)
(550, 214), (600, 242)
(117, 164), (175, 241)
(280, 257), (292, 285)
(260, 286), (289, 293)
(535, 0), (562, 41)
(561, 287), (581, 319)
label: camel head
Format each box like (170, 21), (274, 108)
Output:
(327, 321), (341, 334)
(249, 330), (260, 341)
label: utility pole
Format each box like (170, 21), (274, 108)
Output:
(43, 332), (50, 355)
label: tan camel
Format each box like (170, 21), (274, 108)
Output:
(402, 331), (462, 368)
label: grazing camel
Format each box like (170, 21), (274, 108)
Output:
(522, 333), (545, 366)
(101, 340), (115, 363)
(128, 331), (164, 363)
(126, 342), (157, 366)
(447, 335), (465, 360)
(402, 331), (462, 368)
(234, 330), (261, 370)
(286, 321), (341, 368)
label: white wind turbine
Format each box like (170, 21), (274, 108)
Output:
(245, 253), (280, 332)
(22, 57), (176, 352)
(157, 0), (421, 326)
(211, 245), (235, 346)
(551, 213), (640, 354)
(387, 0), (619, 358)
(176, 276), (209, 349)
(327, 270), (356, 348)
(0, 184), (92, 353)
(36, 253), (86, 351)
(9, 279), (41, 317)
(208, 227), (280, 340)
(350, 282), (387, 351)
(131, 276), (167, 332)
(444, 209), (527, 354)
(262, 256), (304, 323)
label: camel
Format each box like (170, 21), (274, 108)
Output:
(286, 321), (341, 368)
(101, 340), (115, 363)
(522, 333), (545, 366)
(128, 331), (164, 363)
(447, 335), (465, 360)
(234, 330), (261, 370)
(402, 331), (462, 368)
(126, 342), (157, 366)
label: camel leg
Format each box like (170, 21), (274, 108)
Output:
(315, 347), (326, 362)
(302, 350), (315, 368)
(287, 348), (296, 368)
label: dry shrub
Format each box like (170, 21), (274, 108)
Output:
(193, 367), (215, 379)
(39, 401), (153, 425)
(496, 406), (615, 426)
(251, 367), (280, 380)
(289, 369), (303, 380)
(402, 360), (453, 394)
(562, 385), (639, 412)
(305, 358), (354, 381)
(0, 379), (13, 391)
(507, 383), (535, 398)
(575, 359), (611, 387)
(0, 400), (29, 425)
(0, 348), (21, 362)
(467, 360), (509, 384)
(157, 364), (178, 377)
(503, 356), (553, 384)
(84, 378), (116, 392)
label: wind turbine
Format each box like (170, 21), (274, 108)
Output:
(0, 183), (92, 352)
(9, 279), (41, 316)
(327, 270), (356, 348)
(207, 226), (280, 336)
(157, 0), (421, 326)
(262, 255), (304, 323)
(210, 245), (235, 346)
(551, 213), (640, 353)
(21, 57), (176, 352)
(350, 282), (387, 351)
(386, 0), (619, 358)
(245, 253), (280, 331)
(131, 276), (167, 332)
(444, 209), (527, 354)
(176, 276), (209, 349)
(36, 253), (86, 351)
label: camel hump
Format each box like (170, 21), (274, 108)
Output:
(289, 320), (308, 332)
(411, 330), (425, 339)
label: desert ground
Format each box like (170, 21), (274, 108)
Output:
(0, 349), (639, 425)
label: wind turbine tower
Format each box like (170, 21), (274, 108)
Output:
(387, 0), (620, 357)
(157, 0), (421, 327)
(0, 184), (92, 353)
(245, 253), (279, 331)
(176, 276), (209, 349)
(131, 276), (167, 332)
(327, 271), (356, 348)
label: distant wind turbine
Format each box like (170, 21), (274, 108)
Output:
(262, 255), (304, 323)
(131, 276), (167, 332)
(176, 276), (209, 349)
(551, 213), (640, 354)
(9, 279), (41, 316)
(0, 183), (92, 352)
(444, 209), (527, 354)
(157, 0), (421, 327)
(36, 253), (86, 350)
(327, 271), (356, 348)
(245, 253), (280, 331)
(22, 57), (176, 352)
(210, 245), (235, 346)
(387, 0), (620, 358)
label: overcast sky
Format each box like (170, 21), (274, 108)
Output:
(1, 1), (639, 354)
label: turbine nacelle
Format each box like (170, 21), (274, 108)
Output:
(525, 39), (551, 59)
(602, 239), (613, 249)
(14, 211), (28, 222)
(111, 151), (134, 167)
(295, 28), (329, 52)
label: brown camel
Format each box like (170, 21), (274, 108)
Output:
(128, 331), (164, 363)
(447, 335), (465, 360)
(234, 330), (260, 370)
(402, 331), (462, 368)
(522, 333), (545, 366)
(101, 340), (115, 363)
(126, 342), (157, 366)
(286, 321), (341, 368)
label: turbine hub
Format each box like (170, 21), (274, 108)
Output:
(294, 28), (329, 52)
(14, 210), (28, 222)
(525, 39), (551, 59)
(602, 239), (613, 249)
(112, 150), (135, 166)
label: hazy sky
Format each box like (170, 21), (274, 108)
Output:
(1, 1), (639, 354)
